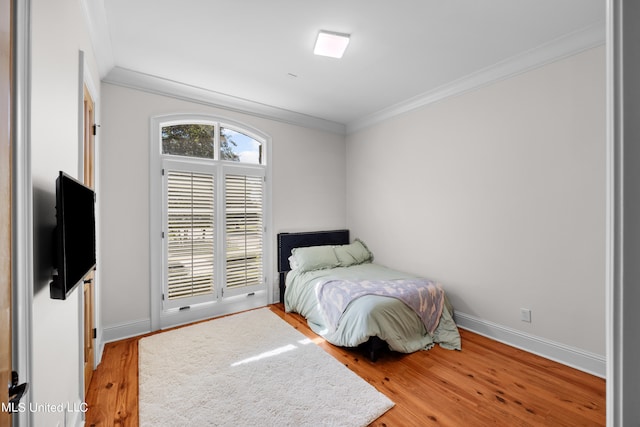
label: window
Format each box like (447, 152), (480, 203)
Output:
(221, 127), (263, 164)
(153, 117), (269, 320)
(162, 124), (215, 159)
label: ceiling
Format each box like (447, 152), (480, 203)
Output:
(88, 0), (605, 131)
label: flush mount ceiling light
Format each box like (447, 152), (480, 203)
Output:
(313, 30), (350, 58)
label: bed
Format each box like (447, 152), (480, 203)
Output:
(278, 230), (461, 360)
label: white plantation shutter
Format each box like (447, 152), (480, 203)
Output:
(165, 168), (215, 308)
(224, 173), (264, 293)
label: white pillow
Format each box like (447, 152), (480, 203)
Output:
(290, 245), (340, 272)
(333, 239), (373, 267)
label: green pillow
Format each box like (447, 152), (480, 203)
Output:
(291, 245), (340, 272)
(334, 239), (373, 267)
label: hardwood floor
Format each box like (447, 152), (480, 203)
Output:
(85, 304), (605, 426)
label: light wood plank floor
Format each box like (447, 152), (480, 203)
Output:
(85, 304), (605, 426)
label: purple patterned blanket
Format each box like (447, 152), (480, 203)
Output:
(316, 278), (445, 334)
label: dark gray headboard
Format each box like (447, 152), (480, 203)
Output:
(277, 229), (350, 273)
(276, 229), (349, 302)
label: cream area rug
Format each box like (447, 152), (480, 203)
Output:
(138, 308), (394, 426)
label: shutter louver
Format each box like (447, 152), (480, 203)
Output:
(225, 174), (263, 289)
(167, 171), (215, 300)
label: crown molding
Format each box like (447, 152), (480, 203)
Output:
(103, 67), (347, 135)
(346, 21), (606, 134)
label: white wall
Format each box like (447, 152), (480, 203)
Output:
(99, 83), (346, 336)
(30, 0), (101, 425)
(346, 47), (606, 361)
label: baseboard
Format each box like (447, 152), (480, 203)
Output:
(101, 318), (152, 344)
(65, 401), (85, 427)
(454, 311), (605, 378)
(96, 339), (105, 366)
(101, 295), (269, 343)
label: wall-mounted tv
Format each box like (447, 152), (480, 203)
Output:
(50, 171), (96, 300)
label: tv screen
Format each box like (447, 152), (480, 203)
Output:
(50, 171), (96, 300)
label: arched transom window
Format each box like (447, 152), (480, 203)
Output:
(161, 123), (264, 164)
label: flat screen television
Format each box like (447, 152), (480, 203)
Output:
(50, 171), (96, 300)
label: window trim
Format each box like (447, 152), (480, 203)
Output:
(150, 114), (272, 331)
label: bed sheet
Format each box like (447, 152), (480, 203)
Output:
(284, 263), (461, 353)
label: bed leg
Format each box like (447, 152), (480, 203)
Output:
(367, 336), (384, 362)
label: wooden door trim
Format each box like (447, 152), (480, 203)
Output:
(1, 0), (13, 423)
(82, 82), (96, 398)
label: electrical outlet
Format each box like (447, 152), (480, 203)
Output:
(520, 308), (532, 323)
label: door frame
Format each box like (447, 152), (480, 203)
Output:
(81, 78), (95, 401)
(12, 0), (33, 425)
(78, 50), (100, 402)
